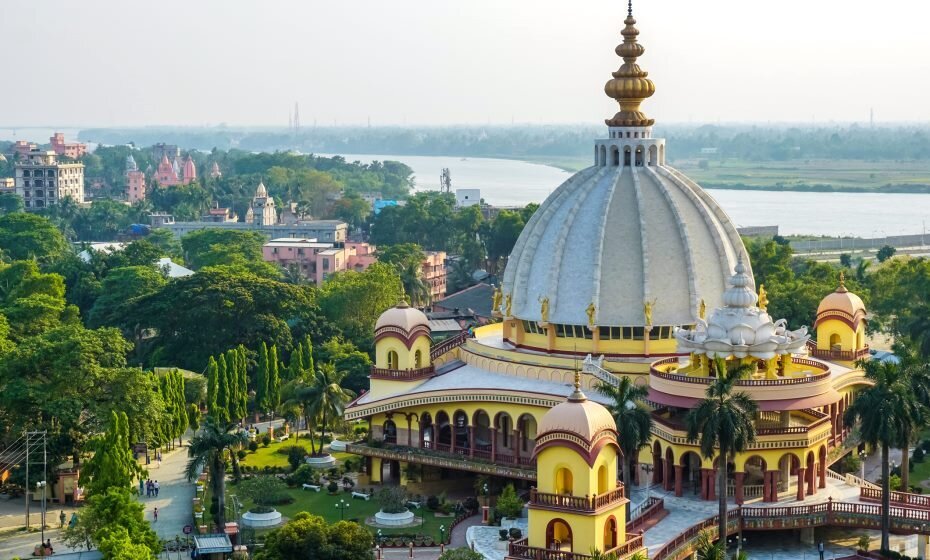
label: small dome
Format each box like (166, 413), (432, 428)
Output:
(817, 272), (866, 323)
(255, 181), (268, 197)
(375, 300), (429, 333)
(537, 379), (617, 442)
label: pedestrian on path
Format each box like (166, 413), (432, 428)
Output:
(153, 507), (158, 522)
(139, 478), (145, 496)
(818, 541), (825, 560)
(154, 480), (160, 497)
(59, 510), (66, 528)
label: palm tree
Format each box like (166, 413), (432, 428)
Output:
(693, 531), (726, 560)
(281, 377), (323, 455)
(597, 377), (652, 519)
(845, 356), (925, 551)
(399, 262), (431, 307)
(185, 418), (247, 531)
(307, 363), (356, 445)
(890, 344), (930, 490)
(686, 358), (758, 548)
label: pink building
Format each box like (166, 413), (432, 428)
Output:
(12, 141), (37, 158)
(262, 238), (378, 285)
(49, 133), (87, 159)
(125, 154), (146, 202)
(154, 154), (196, 187)
(423, 251), (447, 301)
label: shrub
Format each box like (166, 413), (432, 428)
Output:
(236, 449), (247, 460)
(858, 532), (871, 551)
(509, 528), (522, 540)
(427, 495), (440, 511)
(342, 476), (355, 489)
(327, 480), (339, 494)
(343, 458), (355, 472)
(498, 529), (509, 541)
(914, 446), (925, 463)
(287, 446), (307, 471)
(290, 464), (319, 486)
(495, 484), (524, 519)
(377, 486), (408, 514)
(921, 440), (930, 453)
(463, 496), (479, 512)
(248, 441), (258, 453)
(238, 476), (293, 511)
(261, 434), (271, 447)
(843, 454), (861, 474)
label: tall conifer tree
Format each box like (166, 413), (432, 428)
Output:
(215, 354), (231, 423)
(206, 356), (218, 415)
(303, 336), (314, 376)
(269, 345), (281, 412)
(236, 345), (249, 421)
(257, 342), (270, 413)
(225, 349), (239, 423)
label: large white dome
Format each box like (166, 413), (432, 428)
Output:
(501, 163), (751, 327)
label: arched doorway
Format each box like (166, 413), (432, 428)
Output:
(383, 419), (397, 444)
(545, 519), (573, 551)
(653, 441), (663, 485)
(806, 451), (817, 496)
(611, 146), (620, 166)
(635, 147), (644, 166)
(648, 145), (658, 166)
(829, 333), (841, 349)
(453, 410), (469, 454)
(387, 350), (399, 369)
(598, 464), (609, 495)
(495, 412), (513, 453)
(473, 410), (491, 456)
(420, 412), (433, 449)
(436, 411), (452, 451)
(518, 414), (537, 455)
(604, 516), (618, 550)
(623, 147), (632, 167)
(600, 145), (607, 166)
(680, 451), (702, 497)
(555, 468), (573, 495)
(743, 455), (767, 501)
(664, 447), (675, 492)
(414, 350), (423, 368)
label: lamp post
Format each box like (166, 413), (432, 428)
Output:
(483, 482), (489, 506)
(859, 450), (867, 480)
(440, 524), (446, 544)
(36, 481), (47, 544)
(335, 498), (350, 521)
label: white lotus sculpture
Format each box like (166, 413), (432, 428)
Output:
(676, 257), (809, 360)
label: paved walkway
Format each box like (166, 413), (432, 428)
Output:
(141, 444), (195, 540)
(450, 514), (482, 548)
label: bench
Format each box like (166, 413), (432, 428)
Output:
(352, 491), (371, 501)
(406, 500), (421, 509)
(302, 484), (321, 492)
(277, 434), (289, 442)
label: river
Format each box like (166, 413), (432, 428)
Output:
(327, 152), (930, 238)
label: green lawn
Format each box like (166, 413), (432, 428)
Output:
(238, 433), (353, 469)
(235, 485), (455, 543)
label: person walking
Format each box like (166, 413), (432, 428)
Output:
(818, 541), (825, 560)
(139, 478), (145, 496)
(59, 510), (66, 528)
(154, 480), (160, 497)
(153, 507), (158, 522)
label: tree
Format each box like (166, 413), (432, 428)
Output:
(438, 549), (484, 560)
(287, 343), (305, 381)
(181, 229), (281, 278)
(63, 488), (159, 558)
(206, 356), (219, 414)
(256, 512), (373, 560)
(845, 357), (926, 551)
(0, 192), (24, 215)
(686, 358), (758, 546)
(495, 483), (523, 518)
(269, 344), (281, 412)
(319, 262), (403, 346)
(302, 336), (315, 376)
(236, 345), (249, 421)
(598, 376), (653, 519)
(0, 212), (68, 262)
(839, 253), (852, 268)
(226, 349), (241, 422)
(693, 531), (726, 560)
(257, 342), (271, 414)
(97, 526), (157, 560)
(316, 337), (372, 395)
(238, 476), (291, 512)
(215, 353), (231, 423)
(80, 411), (145, 496)
(281, 377), (323, 455)
(185, 418), (247, 531)
(87, 266), (167, 329)
(877, 245), (897, 263)
(308, 363), (355, 443)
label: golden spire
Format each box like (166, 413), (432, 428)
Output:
(604, 0), (656, 127)
(837, 271), (848, 293)
(569, 370), (587, 402)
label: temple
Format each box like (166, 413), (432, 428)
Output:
(344, 3), (872, 558)
(154, 153), (197, 187)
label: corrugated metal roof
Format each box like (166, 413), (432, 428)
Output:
(194, 534), (232, 553)
(429, 319), (463, 332)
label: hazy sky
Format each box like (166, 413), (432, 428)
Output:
(3, 0), (928, 127)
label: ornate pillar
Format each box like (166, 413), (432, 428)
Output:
(796, 468), (807, 501)
(513, 430), (522, 462)
(699, 469), (709, 500)
(663, 460), (673, 492)
(762, 471), (771, 502)
(469, 425), (475, 458)
(491, 427), (498, 462)
(653, 454), (662, 484)
(674, 465), (683, 497)
(451, 423), (458, 453)
(770, 470), (780, 502)
(633, 462), (641, 486)
(707, 469), (716, 501)
(808, 464), (816, 496)
(830, 403), (837, 442)
(734, 472), (745, 505)
(407, 415), (413, 447)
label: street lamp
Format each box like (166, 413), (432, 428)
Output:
(483, 483), (489, 506)
(440, 524), (446, 544)
(36, 481), (47, 544)
(859, 450), (867, 480)
(335, 498), (350, 521)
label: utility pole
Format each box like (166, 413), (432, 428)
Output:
(24, 433), (29, 531)
(23, 431), (48, 531)
(440, 168), (452, 194)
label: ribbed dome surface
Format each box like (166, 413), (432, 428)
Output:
(817, 289), (866, 318)
(375, 301), (429, 333)
(501, 164), (750, 326)
(537, 397), (617, 442)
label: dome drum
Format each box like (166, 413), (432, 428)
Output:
(594, 137), (665, 167)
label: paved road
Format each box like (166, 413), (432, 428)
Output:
(141, 445), (195, 540)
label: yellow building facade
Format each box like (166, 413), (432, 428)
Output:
(344, 4), (873, 558)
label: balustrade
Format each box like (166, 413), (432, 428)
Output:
(369, 365), (435, 380)
(529, 485), (626, 513)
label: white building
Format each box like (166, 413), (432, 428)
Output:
(15, 150), (84, 209)
(455, 188), (481, 208)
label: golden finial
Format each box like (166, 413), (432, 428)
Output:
(604, 1), (656, 127)
(758, 284), (769, 311)
(837, 271), (848, 293)
(540, 296), (550, 323)
(568, 369), (587, 402)
(586, 302), (597, 327)
(698, 298), (706, 320)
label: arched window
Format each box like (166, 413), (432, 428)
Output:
(829, 333), (841, 349)
(597, 465), (609, 495)
(414, 349), (423, 368)
(388, 350), (399, 369)
(555, 468), (573, 495)
(603, 517), (618, 549)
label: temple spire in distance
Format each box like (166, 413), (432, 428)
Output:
(604, 0), (656, 127)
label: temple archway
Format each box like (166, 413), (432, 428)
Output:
(546, 519), (573, 551)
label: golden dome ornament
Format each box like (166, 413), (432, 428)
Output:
(604, 0), (656, 127)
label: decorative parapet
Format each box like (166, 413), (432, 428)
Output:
(528, 485), (626, 514)
(369, 365), (435, 381)
(430, 331), (468, 361)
